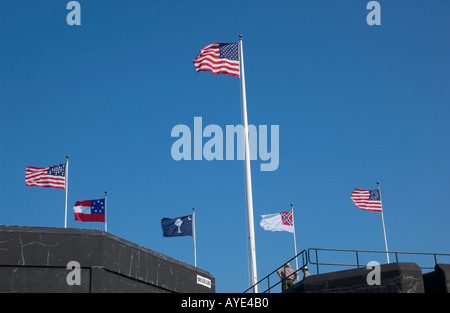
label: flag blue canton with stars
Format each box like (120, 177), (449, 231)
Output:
(47, 164), (66, 176)
(219, 43), (239, 60)
(368, 189), (381, 201)
(90, 199), (105, 214)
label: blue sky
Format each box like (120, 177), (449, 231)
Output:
(1, 1), (449, 292)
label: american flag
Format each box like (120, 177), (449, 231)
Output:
(25, 164), (66, 189)
(193, 42), (240, 77)
(351, 188), (383, 212)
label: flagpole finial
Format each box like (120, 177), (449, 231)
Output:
(105, 190), (107, 196)
(66, 155), (69, 159)
(239, 34), (243, 40)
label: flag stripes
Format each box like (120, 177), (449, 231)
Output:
(25, 165), (66, 189)
(193, 43), (240, 77)
(351, 188), (383, 212)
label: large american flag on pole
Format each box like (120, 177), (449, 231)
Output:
(193, 42), (240, 77)
(351, 188), (383, 212)
(25, 164), (66, 189)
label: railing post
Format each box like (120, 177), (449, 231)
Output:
(315, 249), (319, 274)
(356, 251), (360, 268)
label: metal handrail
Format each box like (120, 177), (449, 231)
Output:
(243, 249), (308, 293)
(243, 248), (450, 293)
(308, 248), (450, 274)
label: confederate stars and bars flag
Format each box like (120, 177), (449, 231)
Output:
(73, 198), (106, 222)
(260, 211), (294, 233)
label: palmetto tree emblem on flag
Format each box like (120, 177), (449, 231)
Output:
(175, 218), (183, 233)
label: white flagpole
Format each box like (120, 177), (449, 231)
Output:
(104, 191), (108, 232)
(377, 181), (390, 264)
(192, 207), (197, 267)
(238, 34), (258, 293)
(290, 204), (299, 281)
(64, 155), (69, 228)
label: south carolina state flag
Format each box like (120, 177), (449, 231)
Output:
(73, 198), (105, 222)
(161, 215), (193, 237)
(260, 211), (294, 233)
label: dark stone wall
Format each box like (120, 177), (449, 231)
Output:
(0, 225), (214, 293)
(423, 264), (450, 293)
(285, 262), (424, 293)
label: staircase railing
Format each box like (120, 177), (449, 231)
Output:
(243, 249), (308, 293)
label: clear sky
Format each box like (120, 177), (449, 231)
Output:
(1, 1), (449, 293)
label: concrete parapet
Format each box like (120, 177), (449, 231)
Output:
(423, 264), (450, 293)
(285, 262), (424, 293)
(0, 225), (214, 293)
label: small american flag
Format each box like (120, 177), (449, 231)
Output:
(193, 42), (240, 77)
(25, 164), (66, 189)
(351, 188), (383, 212)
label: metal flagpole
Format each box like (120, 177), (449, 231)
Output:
(192, 207), (197, 267)
(64, 155), (69, 228)
(104, 191), (108, 232)
(238, 34), (258, 293)
(377, 181), (390, 264)
(290, 204), (299, 281)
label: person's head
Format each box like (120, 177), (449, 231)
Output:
(284, 262), (290, 268)
(301, 266), (308, 272)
